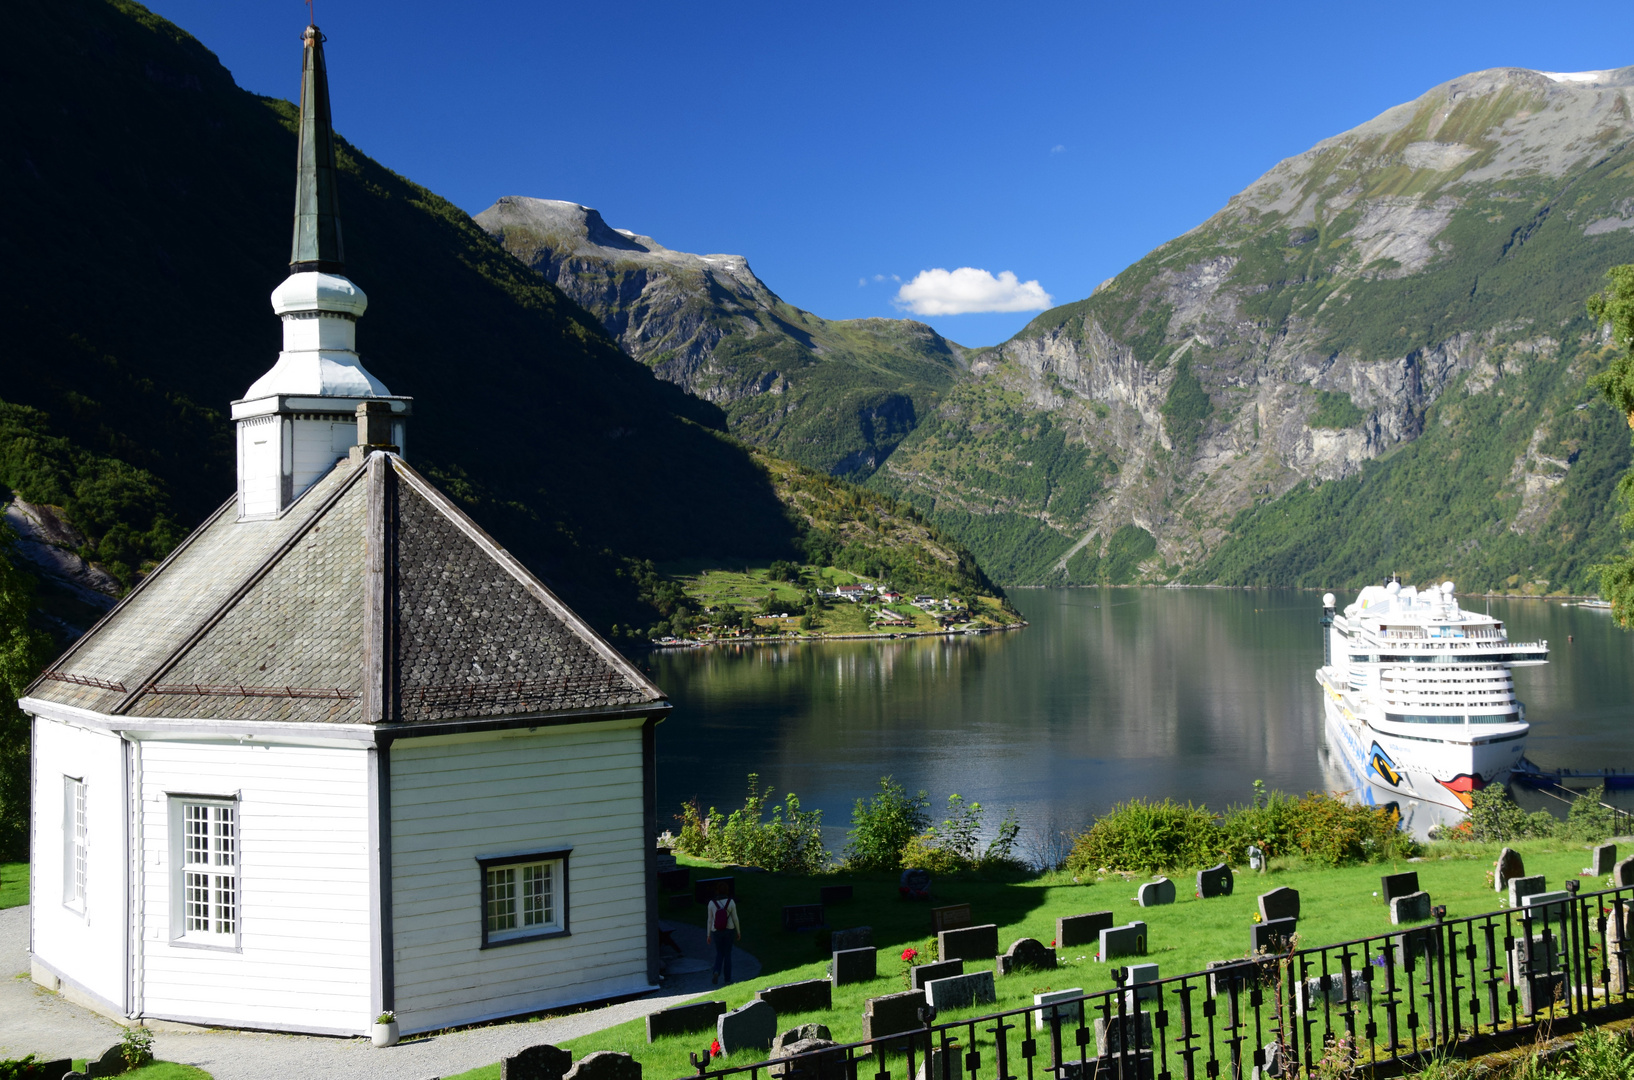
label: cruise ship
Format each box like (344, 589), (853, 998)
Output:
(1315, 579), (1548, 812)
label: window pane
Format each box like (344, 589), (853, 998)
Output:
(186, 871), (211, 931)
(214, 874), (237, 935)
(486, 868), (517, 932)
(185, 804), (210, 866)
(72, 780), (87, 904)
(522, 863), (553, 927)
(213, 805), (236, 867)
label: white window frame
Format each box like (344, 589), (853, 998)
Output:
(478, 849), (570, 948)
(168, 795), (241, 949)
(62, 776), (86, 913)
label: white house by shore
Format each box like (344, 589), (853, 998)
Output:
(21, 22), (667, 1038)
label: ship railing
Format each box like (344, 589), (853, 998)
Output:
(677, 883), (1634, 1080)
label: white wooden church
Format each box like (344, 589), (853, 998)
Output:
(21, 23), (667, 1037)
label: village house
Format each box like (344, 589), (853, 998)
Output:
(21, 25), (666, 1038)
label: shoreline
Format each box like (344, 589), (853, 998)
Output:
(1007, 582), (1609, 602)
(642, 619), (1029, 651)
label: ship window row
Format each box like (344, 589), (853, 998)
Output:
(1352, 653), (1544, 664)
(1384, 713), (1520, 725)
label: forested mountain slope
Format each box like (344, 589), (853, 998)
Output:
(476, 197), (966, 479)
(870, 68), (1634, 592)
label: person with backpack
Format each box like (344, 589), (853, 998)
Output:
(705, 884), (740, 985)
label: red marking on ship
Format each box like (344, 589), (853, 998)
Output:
(1436, 773), (1485, 809)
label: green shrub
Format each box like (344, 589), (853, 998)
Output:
(1065, 798), (1220, 874)
(1565, 784), (1620, 841)
(121, 1027), (155, 1069)
(900, 830), (972, 875)
(0, 533), (52, 859)
(1465, 786), (1560, 843)
(671, 774), (828, 874)
(844, 777), (930, 871)
(897, 795), (1026, 873)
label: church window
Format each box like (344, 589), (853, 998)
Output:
(63, 776), (86, 911)
(478, 850), (569, 946)
(171, 797), (239, 944)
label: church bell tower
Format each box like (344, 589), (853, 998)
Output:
(232, 23), (411, 520)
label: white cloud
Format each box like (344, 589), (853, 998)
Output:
(858, 277), (867, 287)
(1051, 144), (1066, 154)
(894, 267), (1053, 316)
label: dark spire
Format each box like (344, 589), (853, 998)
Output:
(290, 24), (345, 273)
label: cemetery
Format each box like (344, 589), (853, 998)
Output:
(431, 835), (1634, 1080)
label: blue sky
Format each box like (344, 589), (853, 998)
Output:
(149, 0), (1630, 347)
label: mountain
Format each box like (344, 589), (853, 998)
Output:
(868, 67), (1634, 592)
(0, 0), (1002, 641)
(476, 197), (966, 478)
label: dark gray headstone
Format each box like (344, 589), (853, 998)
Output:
(1392, 926), (1443, 968)
(909, 958), (964, 992)
(1206, 959), (1253, 998)
(1057, 911), (1115, 948)
(657, 867), (690, 892)
(831, 925), (873, 952)
(717, 1000), (778, 1056)
(505, 1043), (574, 1080)
(1380, 871), (1420, 906)
(1257, 886), (1300, 923)
(1031, 989), (1084, 1031)
(831, 946), (877, 985)
(939, 923), (999, 961)
(1197, 863), (1233, 899)
(782, 904), (826, 932)
(770, 1037), (846, 1080)
(1389, 890), (1432, 925)
(931, 903), (972, 933)
(1614, 856), (1634, 889)
(914, 1042), (962, 1080)
(1509, 934), (1565, 1015)
(1592, 844), (1618, 876)
(1296, 971), (1369, 1015)
(1094, 1013), (1153, 1056)
(85, 1046), (125, 1079)
(819, 884), (853, 905)
(1495, 848), (1525, 892)
(1137, 877), (1176, 907)
(758, 978), (832, 1015)
(1521, 890), (1571, 926)
(646, 1000), (727, 1042)
(564, 1052), (642, 1080)
(694, 876), (735, 903)
(925, 970), (997, 1011)
(1507, 874), (1547, 908)
(1099, 921), (1148, 960)
(1123, 961), (1160, 1004)
(862, 990), (928, 1054)
(37, 1062), (73, 1080)
(774, 1024), (833, 1054)
(996, 937), (1057, 975)
(1251, 917), (1297, 955)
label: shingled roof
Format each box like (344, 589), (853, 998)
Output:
(27, 453), (664, 725)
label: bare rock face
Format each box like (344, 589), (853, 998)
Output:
(5, 494), (121, 610)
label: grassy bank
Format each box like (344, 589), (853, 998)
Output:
(445, 838), (1612, 1080)
(1, 862), (26, 909)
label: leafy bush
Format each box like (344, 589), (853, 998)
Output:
(898, 795), (1025, 873)
(1065, 798), (1220, 874)
(672, 774), (828, 873)
(0, 534), (52, 859)
(121, 1027), (155, 1069)
(1464, 786), (1562, 843)
(1565, 784), (1622, 841)
(844, 777), (930, 871)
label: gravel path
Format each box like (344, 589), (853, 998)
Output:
(1, 906), (758, 1079)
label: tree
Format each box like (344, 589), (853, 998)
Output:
(1588, 265), (1634, 626)
(0, 532), (52, 858)
(844, 776), (930, 871)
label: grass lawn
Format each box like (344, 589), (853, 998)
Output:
(62, 1062), (209, 1079)
(1, 862), (27, 909)
(445, 839), (1615, 1080)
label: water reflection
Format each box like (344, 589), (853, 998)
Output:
(646, 590), (1634, 849)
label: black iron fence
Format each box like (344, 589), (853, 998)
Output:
(680, 882), (1634, 1080)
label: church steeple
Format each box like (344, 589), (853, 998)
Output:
(290, 24), (345, 273)
(231, 20), (410, 522)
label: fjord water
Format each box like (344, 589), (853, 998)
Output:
(649, 589), (1634, 849)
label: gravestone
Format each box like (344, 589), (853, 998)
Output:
(931, 903), (972, 934)
(1032, 989), (1085, 1031)
(1393, 926), (1443, 968)
(1615, 856), (1634, 888)
(831, 926), (873, 952)
(717, 1000), (778, 1056)
(831, 947), (877, 985)
(1137, 877), (1176, 907)
(35, 1063), (72, 1080)
(900, 867), (932, 899)
(564, 1052), (642, 1080)
(1389, 890), (1433, 925)
(1508, 934), (1565, 1015)
(1252, 917), (1297, 955)
(939, 923), (1000, 961)
(1094, 1013), (1154, 1056)
(925, 970), (997, 1011)
(1509, 874), (1547, 908)
(504, 1043), (574, 1080)
(758, 978), (833, 1015)
(1206, 959), (1254, 998)
(694, 876), (735, 903)
(774, 1024), (832, 1053)
(1247, 845), (1264, 872)
(1257, 887), (1300, 923)
(1057, 911), (1115, 948)
(1197, 863), (1234, 898)
(910, 958), (964, 992)
(1124, 962), (1160, 1004)
(1296, 971), (1369, 1015)
(861, 990), (928, 1054)
(1521, 890), (1571, 925)
(85, 1046), (125, 1079)
(1099, 921), (1148, 960)
(657, 867), (690, 893)
(646, 1000), (726, 1042)
(1607, 901), (1631, 994)
(996, 937), (1057, 975)
(819, 884), (853, 905)
(783, 904), (827, 932)
(771, 1035), (846, 1080)
(1380, 871), (1420, 907)
(915, 1041), (962, 1080)
(1495, 848), (1525, 892)
(1592, 844), (1618, 876)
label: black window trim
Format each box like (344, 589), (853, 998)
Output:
(476, 847), (572, 949)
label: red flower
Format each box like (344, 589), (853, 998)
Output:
(1049, 940), (1056, 947)
(711, 1040), (722, 1057)
(901, 947), (919, 962)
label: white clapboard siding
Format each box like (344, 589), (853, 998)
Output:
(138, 739), (373, 1033)
(30, 718), (128, 1011)
(390, 723), (650, 1032)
